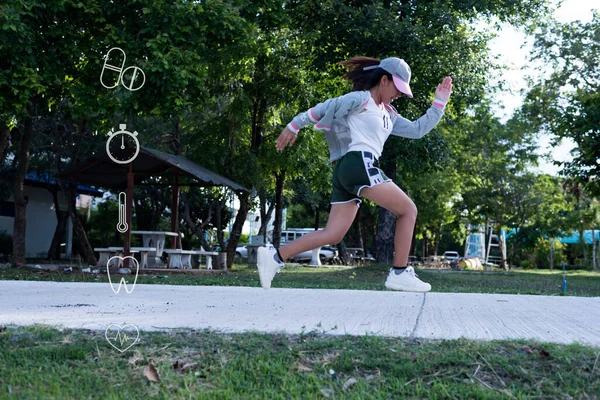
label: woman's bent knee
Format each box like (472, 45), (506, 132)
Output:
(394, 200), (417, 220)
(409, 202), (418, 218)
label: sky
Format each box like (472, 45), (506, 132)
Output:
(484, 0), (598, 175)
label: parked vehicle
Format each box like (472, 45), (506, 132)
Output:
(235, 245), (248, 259)
(442, 251), (460, 262)
(292, 246), (338, 263)
(280, 229), (323, 244)
(212, 244), (249, 259)
(229, 240), (337, 263)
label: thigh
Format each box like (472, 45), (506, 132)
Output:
(360, 181), (416, 217)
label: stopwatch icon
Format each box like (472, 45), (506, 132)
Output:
(106, 124), (140, 164)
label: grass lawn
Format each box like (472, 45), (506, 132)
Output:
(1, 325), (598, 399)
(2, 266), (599, 397)
(1, 263), (600, 297)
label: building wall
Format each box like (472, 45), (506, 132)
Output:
(0, 186), (74, 258)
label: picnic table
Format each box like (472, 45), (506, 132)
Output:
(163, 248), (220, 270)
(131, 231), (179, 268)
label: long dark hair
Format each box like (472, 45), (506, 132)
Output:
(339, 56), (393, 91)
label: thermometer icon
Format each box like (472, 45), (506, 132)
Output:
(117, 192), (128, 233)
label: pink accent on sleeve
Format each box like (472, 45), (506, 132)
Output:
(287, 122), (299, 134)
(360, 99), (369, 107)
(433, 102), (445, 109)
(309, 108), (321, 122)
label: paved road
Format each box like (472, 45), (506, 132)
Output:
(1, 280), (599, 346)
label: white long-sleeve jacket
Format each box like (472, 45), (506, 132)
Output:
(287, 90), (445, 162)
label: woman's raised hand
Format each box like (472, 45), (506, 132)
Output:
(276, 127), (297, 151)
(434, 76), (453, 102)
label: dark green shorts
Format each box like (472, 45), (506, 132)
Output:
(331, 151), (391, 205)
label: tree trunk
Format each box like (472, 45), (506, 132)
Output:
(12, 114), (33, 266)
(258, 189), (274, 238)
(47, 189), (67, 261)
(592, 230), (596, 271)
(596, 237), (599, 271)
(580, 224), (588, 267)
(375, 155), (396, 264)
(433, 222), (441, 255)
(337, 240), (348, 265)
(180, 190), (212, 251)
(215, 197), (226, 250)
(411, 224), (418, 256)
(0, 121), (11, 167)
(375, 206), (395, 264)
(273, 171), (285, 248)
(356, 207), (365, 254)
(314, 208), (320, 230)
(499, 232), (508, 271)
(225, 190), (250, 269)
(58, 179), (97, 266)
(549, 238), (554, 271)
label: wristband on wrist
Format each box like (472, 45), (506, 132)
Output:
(287, 122), (300, 134)
(433, 97), (447, 109)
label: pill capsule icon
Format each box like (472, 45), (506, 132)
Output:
(100, 47), (126, 89)
(120, 65), (146, 92)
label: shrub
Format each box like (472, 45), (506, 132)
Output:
(521, 259), (535, 270)
(534, 238), (567, 269)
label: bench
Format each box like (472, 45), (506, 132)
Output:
(94, 248), (112, 268)
(164, 249), (219, 269)
(131, 247), (156, 269)
(95, 247), (156, 268)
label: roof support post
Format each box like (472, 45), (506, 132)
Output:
(171, 174), (179, 249)
(123, 163), (134, 267)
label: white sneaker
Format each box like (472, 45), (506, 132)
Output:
(385, 266), (431, 292)
(257, 245), (284, 289)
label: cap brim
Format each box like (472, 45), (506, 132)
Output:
(393, 75), (413, 98)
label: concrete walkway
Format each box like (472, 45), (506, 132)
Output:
(1, 280), (599, 346)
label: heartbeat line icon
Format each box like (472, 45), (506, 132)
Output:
(105, 324), (140, 353)
(111, 330), (134, 346)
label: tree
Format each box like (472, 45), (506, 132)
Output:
(285, 0), (552, 263)
(0, 0), (104, 265)
(180, 187), (231, 251)
(2, 0), (257, 266)
(525, 12), (600, 195)
(446, 103), (544, 268)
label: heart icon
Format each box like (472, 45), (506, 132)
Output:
(105, 324), (140, 353)
(107, 256), (139, 294)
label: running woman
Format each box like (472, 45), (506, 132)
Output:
(257, 56), (452, 292)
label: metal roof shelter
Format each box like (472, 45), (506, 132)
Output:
(59, 146), (248, 260)
(60, 146), (247, 191)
